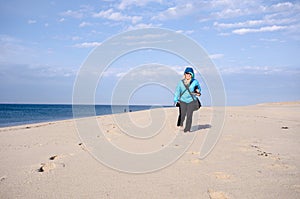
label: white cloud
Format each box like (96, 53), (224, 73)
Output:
(115, 32), (178, 47)
(0, 35), (19, 43)
(260, 38), (285, 43)
(218, 32), (230, 36)
(270, 2), (294, 12)
(118, 0), (163, 10)
(0, 35), (34, 63)
(101, 67), (126, 77)
(79, 21), (92, 28)
(28, 20), (37, 24)
(61, 10), (84, 19)
(209, 53), (224, 59)
(121, 32), (169, 41)
(93, 8), (142, 24)
(95, 64), (190, 79)
(152, 0), (297, 22)
(73, 42), (102, 48)
(211, 1), (300, 37)
(214, 20), (262, 29)
(232, 25), (287, 35)
(58, 18), (65, 23)
(1, 63), (77, 79)
(201, 1), (261, 21)
(214, 16), (296, 29)
(219, 65), (300, 75)
(205, 1), (300, 26)
(72, 36), (81, 41)
(220, 66), (262, 74)
(126, 23), (159, 30)
(175, 30), (194, 35)
(60, 5), (94, 19)
(213, 8), (244, 19)
(152, 3), (195, 20)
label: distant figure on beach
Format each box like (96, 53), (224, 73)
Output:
(174, 67), (201, 132)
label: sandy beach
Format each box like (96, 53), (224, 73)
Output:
(0, 102), (299, 199)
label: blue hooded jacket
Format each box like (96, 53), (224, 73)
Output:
(174, 67), (201, 104)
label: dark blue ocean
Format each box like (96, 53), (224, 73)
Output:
(0, 104), (168, 128)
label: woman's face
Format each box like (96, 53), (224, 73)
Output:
(185, 73), (192, 80)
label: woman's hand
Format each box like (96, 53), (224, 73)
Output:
(195, 89), (201, 96)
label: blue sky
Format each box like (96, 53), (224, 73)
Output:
(0, 0), (299, 106)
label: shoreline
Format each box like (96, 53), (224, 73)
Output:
(1, 101), (299, 129)
(0, 104), (172, 129)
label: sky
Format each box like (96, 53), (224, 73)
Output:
(0, 0), (299, 106)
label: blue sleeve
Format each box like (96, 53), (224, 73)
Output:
(197, 80), (201, 93)
(192, 79), (201, 93)
(174, 81), (181, 103)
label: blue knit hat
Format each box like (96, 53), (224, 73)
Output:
(184, 67), (194, 78)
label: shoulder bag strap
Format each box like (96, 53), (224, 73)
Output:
(182, 80), (196, 101)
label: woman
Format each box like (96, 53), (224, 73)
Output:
(174, 67), (201, 132)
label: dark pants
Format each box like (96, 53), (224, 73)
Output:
(177, 104), (182, 126)
(177, 101), (194, 131)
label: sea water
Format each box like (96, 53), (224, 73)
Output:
(0, 104), (165, 127)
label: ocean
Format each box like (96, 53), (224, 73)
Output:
(0, 104), (167, 128)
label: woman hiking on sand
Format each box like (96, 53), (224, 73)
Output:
(174, 67), (201, 132)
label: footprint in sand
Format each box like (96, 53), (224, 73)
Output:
(247, 145), (296, 171)
(38, 155), (66, 172)
(186, 151), (201, 164)
(78, 142), (88, 151)
(237, 141), (258, 152)
(186, 151), (200, 155)
(208, 189), (230, 199)
(212, 172), (231, 180)
(224, 134), (233, 141)
(266, 162), (295, 170)
(292, 184), (300, 193)
(247, 144), (296, 170)
(189, 158), (201, 164)
(0, 175), (7, 182)
(171, 144), (183, 149)
(49, 154), (62, 160)
(161, 143), (184, 149)
(248, 144), (275, 158)
(38, 162), (56, 172)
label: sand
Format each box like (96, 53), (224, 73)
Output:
(0, 102), (299, 198)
